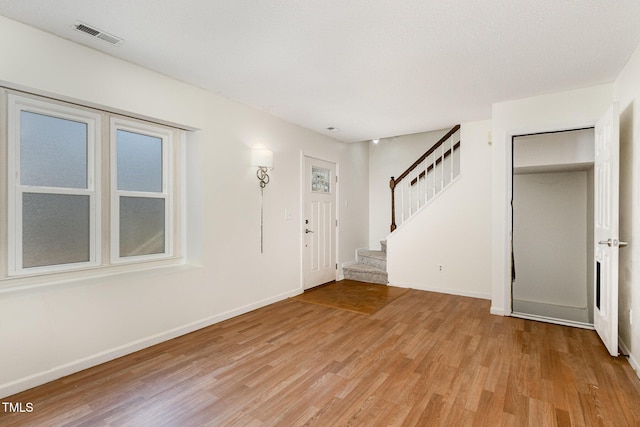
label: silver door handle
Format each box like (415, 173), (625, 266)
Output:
(598, 239), (628, 248)
(305, 229), (314, 234)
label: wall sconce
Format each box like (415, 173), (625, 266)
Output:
(252, 149), (273, 188)
(252, 148), (273, 253)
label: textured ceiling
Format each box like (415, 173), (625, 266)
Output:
(1, 1), (639, 142)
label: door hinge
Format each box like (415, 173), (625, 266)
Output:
(336, 219), (338, 227)
(335, 175), (338, 183)
(336, 263), (338, 270)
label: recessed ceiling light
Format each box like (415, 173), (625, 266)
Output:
(372, 138), (380, 144)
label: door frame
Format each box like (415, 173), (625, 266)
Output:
(500, 119), (598, 317)
(510, 127), (595, 329)
(299, 152), (339, 289)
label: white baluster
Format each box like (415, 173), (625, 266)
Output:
(400, 178), (405, 223)
(452, 133), (457, 182)
(419, 160), (425, 208)
(409, 170), (413, 216)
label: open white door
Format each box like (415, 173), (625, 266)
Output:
(303, 156), (337, 289)
(594, 103), (622, 357)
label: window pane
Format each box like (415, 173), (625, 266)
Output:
(120, 196), (165, 257)
(22, 193), (90, 268)
(117, 130), (163, 192)
(20, 111), (88, 189)
(311, 167), (331, 193)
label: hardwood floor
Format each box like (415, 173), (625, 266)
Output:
(292, 280), (409, 314)
(2, 286), (640, 426)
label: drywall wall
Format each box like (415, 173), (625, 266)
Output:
(512, 171), (588, 322)
(387, 120), (492, 298)
(614, 39), (640, 376)
(0, 16), (370, 397)
(491, 84), (613, 315)
(513, 128), (594, 173)
(368, 128), (448, 248)
(336, 142), (371, 275)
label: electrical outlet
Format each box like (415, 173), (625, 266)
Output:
(438, 265), (443, 271)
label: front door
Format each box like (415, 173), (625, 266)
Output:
(303, 156), (336, 289)
(594, 103), (621, 357)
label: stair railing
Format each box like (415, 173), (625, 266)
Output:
(390, 124), (461, 232)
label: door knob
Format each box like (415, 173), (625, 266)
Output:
(599, 239), (613, 247)
(598, 238), (628, 248)
(305, 229), (314, 234)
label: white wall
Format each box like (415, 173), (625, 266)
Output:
(387, 120), (493, 299)
(491, 84), (613, 315)
(513, 128), (594, 173)
(0, 16), (370, 397)
(337, 143), (371, 271)
(512, 171), (588, 321)
(614, 40), (640, 376)
(368, 128), (449, 248)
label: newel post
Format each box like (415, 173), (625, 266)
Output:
(390, 176), (397, 232)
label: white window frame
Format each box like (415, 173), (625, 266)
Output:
(110, 117), (173, 263)
(7, 94), (101, 276)
(3, 91), (185, 284)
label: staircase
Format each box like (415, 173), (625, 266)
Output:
(343, 125), (461, 287)
(343, 240), (388, 284)
(390, 124), (461, 231)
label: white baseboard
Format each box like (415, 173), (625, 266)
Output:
(619, 337), (640, 379)
(0, 288), (301, 399)
(628, 353), (640, 380)
(619, 337), (631, 356)
(490, 306), (506, 316)
(511, 311), (594, 330)
(512, 299), (589, 324)
(389, 281), (491, 301)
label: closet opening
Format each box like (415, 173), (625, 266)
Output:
(511, 128), (595, 328)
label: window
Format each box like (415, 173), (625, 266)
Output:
(8, 96), (101, 275)
(111, 119), (172, 262)
(6, 93), (182, 278)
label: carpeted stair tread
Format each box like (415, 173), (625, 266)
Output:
(343, 263), (386, 273)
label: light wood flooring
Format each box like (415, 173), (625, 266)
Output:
(2, 284), (640, 426)
(292, 280), (408, 314)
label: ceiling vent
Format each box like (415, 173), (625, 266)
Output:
(72, 21), (124, 46)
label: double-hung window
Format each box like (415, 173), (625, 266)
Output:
(8, 95), (101, 275)
(6, 93), (181, 278)
(111, 119), (172, 262)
